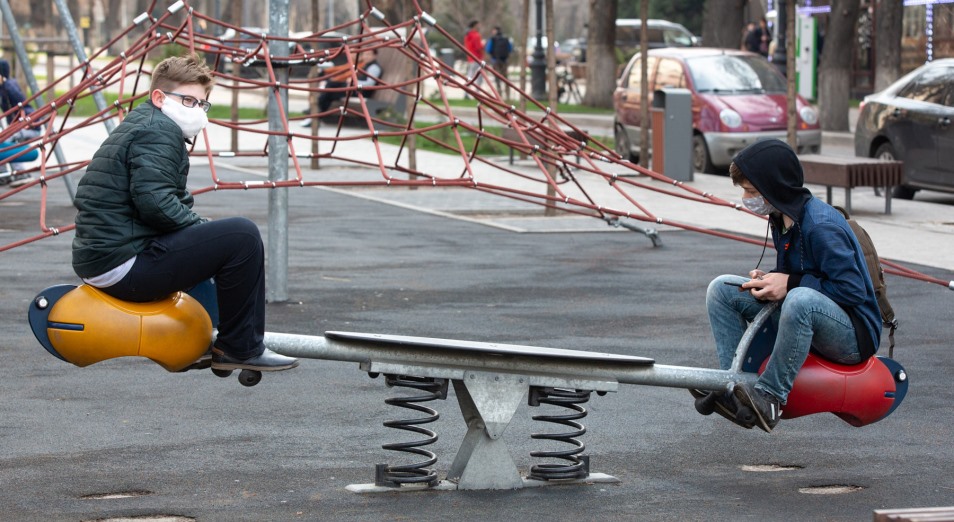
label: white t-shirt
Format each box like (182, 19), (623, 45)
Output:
(83, 256), (136, 288)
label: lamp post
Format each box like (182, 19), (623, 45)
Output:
(530, 0), (547, 99)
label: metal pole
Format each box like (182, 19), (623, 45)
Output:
(529, 0), (546, 100)
(267, 0), (290, 302)
(0, 0), (76, 199)
(52, 0), (114, 135)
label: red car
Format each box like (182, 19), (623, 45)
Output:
(613, 47), (821, 173)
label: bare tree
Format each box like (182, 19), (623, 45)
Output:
(701, 0), (745, 48)
(818, 0), (860, 131)
(581, 0), (615, 108)
(874, 0), (902, 92)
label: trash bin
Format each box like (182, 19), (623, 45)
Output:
(650, 87), (692, 182)
(438, 48), (456, 69)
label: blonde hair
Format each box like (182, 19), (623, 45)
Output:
(150, 53), (214, 95)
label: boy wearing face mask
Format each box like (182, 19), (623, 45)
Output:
(72, 54), (298, 373)
(700, 140), (881, 433)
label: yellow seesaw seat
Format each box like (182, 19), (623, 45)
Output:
(46, 285), (213, 371)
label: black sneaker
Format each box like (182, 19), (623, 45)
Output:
(689, 389), (755, 429)
(733, 382), (782, 433)
(211, 347), (299, 371)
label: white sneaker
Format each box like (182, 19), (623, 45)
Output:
(8, 173), (33, 187)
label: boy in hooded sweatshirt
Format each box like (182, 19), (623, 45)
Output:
(703, 140), (881, 433)
(72, 54), (298, 373)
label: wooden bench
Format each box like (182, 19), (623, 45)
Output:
(798, 154), (903, 215)
(873, 506), (954, 521)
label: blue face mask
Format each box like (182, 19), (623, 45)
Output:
(742, 195), (775, 215)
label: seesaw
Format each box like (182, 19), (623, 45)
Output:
(27, 285), (908, 491)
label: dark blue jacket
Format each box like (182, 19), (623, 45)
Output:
(733, 140), (882, 358)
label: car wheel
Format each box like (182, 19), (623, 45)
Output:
(691, 134), (714, 174)
(874, 142), (917, 200)
(614, 123), (637, 163)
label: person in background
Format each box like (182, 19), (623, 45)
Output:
(485, 26), (513, 97)
(304, 48), (383, 127)
(464, 20), (485, 88)
(0, 59), (41, 187)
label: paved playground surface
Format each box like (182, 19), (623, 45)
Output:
(2, 161), (953, 521)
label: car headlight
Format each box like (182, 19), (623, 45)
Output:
(719, 109), (742, 129)
(799, 106), (818, 125)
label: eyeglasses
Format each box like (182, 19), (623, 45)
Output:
(162, 91), (212, 113)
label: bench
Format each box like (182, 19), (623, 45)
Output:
(798, 154), (903, 215)
(329, 45), (412, 128)
(873, 506), (954, 521)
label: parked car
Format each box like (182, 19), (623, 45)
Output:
(613, 47), (821, 173)
(571, 19), (699, 64)
(854, 58), (954, 199)
(615, 19), (698, 56)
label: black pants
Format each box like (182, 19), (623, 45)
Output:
(318, 80), (349, 113)
(101, 217), (266, 359)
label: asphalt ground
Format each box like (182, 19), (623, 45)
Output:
(2, 162), (953, 522)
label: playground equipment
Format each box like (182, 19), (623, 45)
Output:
(27, 287), (907, 491)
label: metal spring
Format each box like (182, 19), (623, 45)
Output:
(528, 387), (591, 481)
(376, 375), (447, 488)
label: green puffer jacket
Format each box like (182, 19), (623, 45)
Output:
(72, 101), (204, 278)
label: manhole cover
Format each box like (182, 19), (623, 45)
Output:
(799, 485), (865, 495)
(740, 464), (802, 472)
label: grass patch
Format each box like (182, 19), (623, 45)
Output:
(48, 90), (266, 120)
(438, 96), (613, 115)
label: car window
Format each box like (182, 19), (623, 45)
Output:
(685, 55), (786, 93)
(654, 58), (685, 89)
(664, 29), (693, 47)
(897, 66), (954, 106)
(645, 28), (664, 43)
(626, 56), (657, 90)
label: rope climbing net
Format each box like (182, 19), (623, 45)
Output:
(0, 0), (948, 289)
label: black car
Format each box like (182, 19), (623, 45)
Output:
(854, 58), (954, 199)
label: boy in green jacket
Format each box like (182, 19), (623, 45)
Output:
(72, 54), (298, 372)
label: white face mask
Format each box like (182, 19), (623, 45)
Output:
(742, 195), (776, 215)
(160, 95), (208, 139)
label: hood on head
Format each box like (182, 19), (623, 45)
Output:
(0, 60), (9, 79)
(732, 139), (811, 221)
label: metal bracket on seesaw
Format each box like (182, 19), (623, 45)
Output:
(344, 360), (621, 492)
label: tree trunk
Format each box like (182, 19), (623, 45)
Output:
(874, 0), (902, 92)
(818, 0), (860, 131)
(582, 0), (616, 108)
(701, 0), (745, 49)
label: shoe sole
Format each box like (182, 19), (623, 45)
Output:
(733, 385), (775, 433)
(211, 360), (299, 372)
(689, 389), (754, 429)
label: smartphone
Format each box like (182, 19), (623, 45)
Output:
(723, 279), (750, 288)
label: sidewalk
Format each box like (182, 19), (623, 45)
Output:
(50, 101), (954, 276)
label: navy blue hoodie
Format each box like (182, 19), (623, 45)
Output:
(733, 140), (881, 358)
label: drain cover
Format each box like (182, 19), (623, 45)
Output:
(740, 464), (802, 472)
(81, 490), (152, 500)
(799, 485), (865, 495)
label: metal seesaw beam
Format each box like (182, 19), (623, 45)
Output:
(264, 327), (761, 491)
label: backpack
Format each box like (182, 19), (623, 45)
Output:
(835, 206), (898, 356)
(491, 35), (511, 62)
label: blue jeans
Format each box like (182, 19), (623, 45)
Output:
(706, 274), (862, 403)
